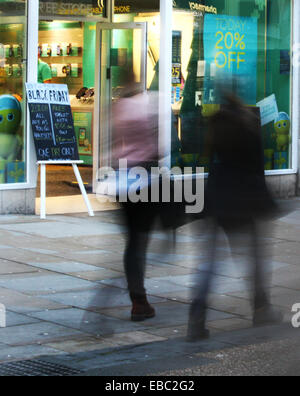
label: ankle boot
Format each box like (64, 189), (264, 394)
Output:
(130, 292), (156, 322)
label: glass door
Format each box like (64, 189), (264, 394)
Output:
(93, 22), (147, 192)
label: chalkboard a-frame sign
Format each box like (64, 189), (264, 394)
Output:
(26, 83), (79, 162)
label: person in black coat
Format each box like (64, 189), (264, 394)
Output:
(187, 94), (282, 341)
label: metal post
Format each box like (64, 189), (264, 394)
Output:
(40, 164), (46, 219)
(159, 0), (172, 168)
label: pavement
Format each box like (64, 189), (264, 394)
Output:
(0, 199), (299, 376)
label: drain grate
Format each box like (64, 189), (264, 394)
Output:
(0, 359), (82, 376)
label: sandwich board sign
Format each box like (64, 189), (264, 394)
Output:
(26, 83), (79, 161)
(26, 83), (94, 219)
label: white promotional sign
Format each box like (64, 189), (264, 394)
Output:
(256, 94), (279, 126)
(25, 83), (70, 105)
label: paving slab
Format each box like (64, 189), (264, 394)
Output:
(146, 252), (207, 265)
(228, 286), (300, 312)
(206, 294), (253, 318)
(270, 254), (300, 266)
(0, 287), (69, 314)
(22, 248), (59, 255)
(155, 289), (193, 303)
(45, 330), (166, 354)
(51, 250), (123, 266)
(276, 210), (300, 227)
(207, 317), (252, 332)
(44, 336), (108, 354)
(142, 324), (189, 339)
(101, 331), (166, 348)
(212, 323), (298, 347)
(0, 221), (125, 239)
(145, 263), (195, 278)
(0, 260), (39, 275)
(192, 258), (290, 279)
(100, 276), (192, 294)
(0, 274), (96, 295)
(25, 261), (101, 274)
(0, 322), (83, 346)
(0, 248), (73, 268)
(5, 311), (41, 327)
(17, 236), (93, 256)
(272, 268), (300, 290)
(0, 344), (65, 363)
(258, 241), (300, 258)
(69, 269), (123, 281)
(273, 228), (300, 243)
(27, 308), (148, 336)
(40, 336), (226, 372)
(66, 234), (127, 250)
(158, 274), (253, 296)
(81, 260), (124, 272)
(100, 273), (254, 297)
(38, 287), (165, 311)
(98, 301), (234, 328)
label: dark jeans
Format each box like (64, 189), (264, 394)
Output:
(124, 227), (150, 296)
(122, 201), (155, 296)
(121, 183), (189, 296)
(191, 217), (270, 317)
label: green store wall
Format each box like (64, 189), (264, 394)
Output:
(83, 22), (96, 88)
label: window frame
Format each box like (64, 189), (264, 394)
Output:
(0, 0), (37, 191)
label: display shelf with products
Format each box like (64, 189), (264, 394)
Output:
(0, 35), (24, 96)
(0, 24), (24, 95)
(38, 22), (84, 94)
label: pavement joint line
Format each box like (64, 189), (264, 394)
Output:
(0, 271), (39, 276)
(95, 294), (249, 322)
(0, 255), (52, 269)
(0, 254), (123, 280)
(9, 250), (124, 271)
(26, 309), (139, 335)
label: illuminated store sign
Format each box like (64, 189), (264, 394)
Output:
(39, 0), (107, 17)
(114, 0), (159, 13)
(173, 0), (217, 14)
(114, 5), (131, 13)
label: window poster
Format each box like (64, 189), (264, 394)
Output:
(204, 14), (258, 105)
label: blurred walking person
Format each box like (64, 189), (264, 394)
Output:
(187, 93), (282, 342)
(111, 72), (185, 322)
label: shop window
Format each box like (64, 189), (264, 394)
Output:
(0, 1), (27, 185)
(171, 0), (292, 172)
